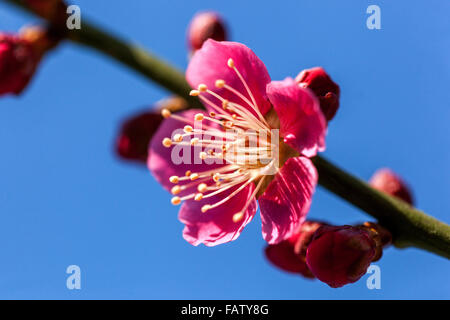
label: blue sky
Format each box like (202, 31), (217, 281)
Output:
(0, 0), (449, 299)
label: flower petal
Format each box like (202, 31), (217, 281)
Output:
(186, 39), (272, 116)
(266, 78), (327, 157)
(179, 183), (257, 246)
(259, 156), (318, 244)
(147, 109), (223, 192)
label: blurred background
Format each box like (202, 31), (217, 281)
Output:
(0, 0), (449, 299)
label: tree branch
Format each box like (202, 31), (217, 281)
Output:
(5, 0), (450, 259)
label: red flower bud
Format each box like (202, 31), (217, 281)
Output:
(0, 34), (37, 96)
(187, 12), (227, 52)
(306, 225), (376, 288)
(295, 67), (340, 122)
(265, 221), (325, 278)
(0, 26), (58, 97)
(116, 97), (188, 163)
(369, 168), (414, 205)
(116, 111), (163, 163)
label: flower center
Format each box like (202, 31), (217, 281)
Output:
(161, 58), (279, 222)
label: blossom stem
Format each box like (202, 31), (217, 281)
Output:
(6, 0), (450, 259)
(4, 0), (203, 109)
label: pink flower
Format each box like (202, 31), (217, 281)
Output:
(148, 40), (327, 246)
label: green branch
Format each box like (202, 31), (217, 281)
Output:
(312, 157), (450, 259)
(5, 0), (450, 259)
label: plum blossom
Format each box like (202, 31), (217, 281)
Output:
(148, 40), (327, 246)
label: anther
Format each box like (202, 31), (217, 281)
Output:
(184, 125), (193, 133)
(198, 183), (207, 193)
(171, 185), (181, 195)
(174, 134), (183, 142)
(161, 108), (171, 118)
(227, 58), (235, 68)
(222, 100), (229, 109)
(185, 170), (192, 177)
(232, 212), (244, 223)
(198, 84), (208, 92)
(190, 138), (199, 146)
(171, 197), (181, 205)
(213, 173), (221, 182)
(201, 204), (211, 213)
(199, 152), (207, 160)
(194, 193), (203, 201)
(190, 90), (200, 96)
(190, 173), (199, 181)
(215, 79), (225, 88)
(162, 138), (172, 148)
(194, 113), (204, 121)
(169, 176), (179, 184)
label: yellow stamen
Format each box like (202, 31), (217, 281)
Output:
(194, 113), (204, 121)
(161, 108), (171, 118)
(162, 138), (172, 148)
(198, 183), (208, 193)
(201, 204), (211, 213)
(171, 185), (181, 195)
(171, 197), (181, 205)
(215, 79), (225, 88)
(232, 212), (244, 223)
(194, 193), (203, 201)
(198, 84), (208, 92)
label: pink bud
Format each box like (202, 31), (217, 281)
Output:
(265, 221), (325, 278)
(187, 12), (227, 52)
(306, 225), (376, 288)
(295, 67), (340, 121)
(369, 168), (414, 205)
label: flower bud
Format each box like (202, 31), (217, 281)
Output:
(115, 97), (188, 163)
(116, 111), (163, 163)
(187, 12), (227, 52)
(295, 67), (340, 121)
(265, 221), (325, 278)
(0, 26), (60, 97)
(306, 225), (376, 288)
(359, 222), (392, 262)
(0, 34), (36, 96)
(369, 168), (414, 205)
